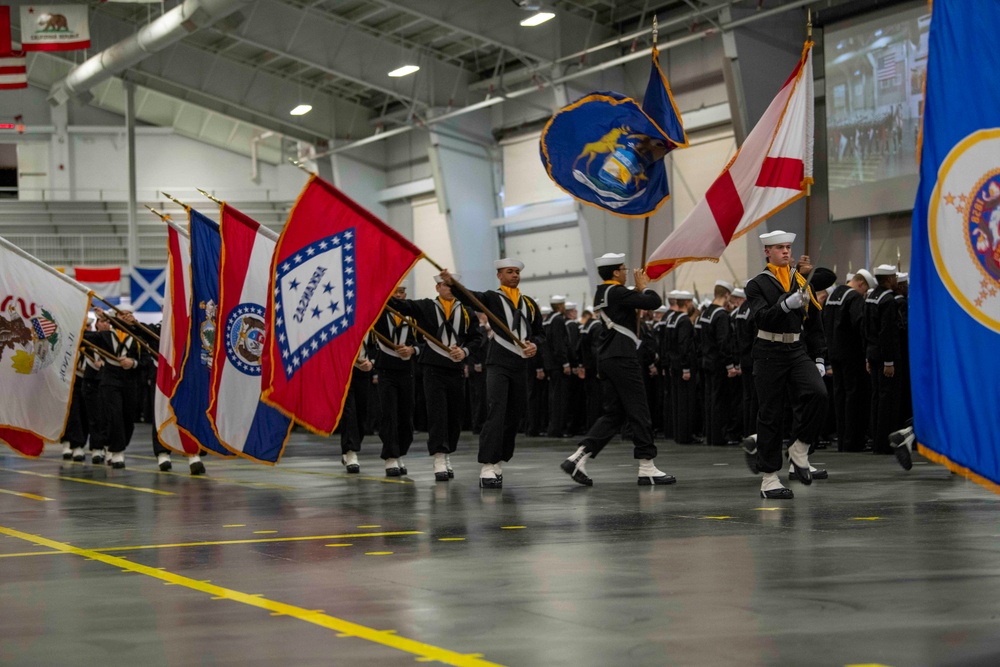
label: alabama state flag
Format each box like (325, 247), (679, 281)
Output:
(262, 176), (423, 434)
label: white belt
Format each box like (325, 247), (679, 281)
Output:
(757, 330), (800, 343)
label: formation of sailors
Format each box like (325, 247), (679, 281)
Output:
(59, 231), (914, 497)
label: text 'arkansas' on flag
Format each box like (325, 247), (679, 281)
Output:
(540, 46), (688, 218)
(170, 210), (234, 458)
(910, 0), (1000, 492)
(262, 176), (424, 435)
(208, 205), (292, 464)
(0, 235), (91, 456)
(154, 223), (200, 456)
(645, 42), (814, 279)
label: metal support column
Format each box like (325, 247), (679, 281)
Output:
(125, 81), (139, 270)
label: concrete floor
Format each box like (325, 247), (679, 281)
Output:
(1, 431), (999, 667)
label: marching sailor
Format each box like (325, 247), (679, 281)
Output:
(390, 274), (483, 481)
(864, 265), (901, 455)
(561, 253), (676, 486)
(743, 231), (828, 499)
(440, 259), (544, 488)
(373, 285), (418, 477)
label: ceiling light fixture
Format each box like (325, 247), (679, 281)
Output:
(388, 65), (420, 78)
(290, 104), (312, 116)
(520, 11), (555, 27)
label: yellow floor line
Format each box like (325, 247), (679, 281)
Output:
(0, 550), (66, 558)
(0, 525), (504, 667)
(0, 468), (174, 496)
(90, 531), (423, 552)
(0, 487), (53, 501)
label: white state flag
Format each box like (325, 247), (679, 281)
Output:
(20, 5), (90, 51)
(0, 237), (91, 441)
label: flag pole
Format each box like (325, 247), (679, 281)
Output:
(420, 255), (528, 349)
(0, 234), (94, 297)
(288, 158), (318, 177)
(384, 305), (450, 352)
(145, 205), (189, 238)
(804, 10), (813, 255)
(91, 295), (160, 345)
(81, 338), (119, 363)
(198, 191), (280, 242)
(371, 329), (401, 352)
(196, 188), (223, 206)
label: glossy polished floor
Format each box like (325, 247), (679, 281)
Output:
(2, 430), (999, 667)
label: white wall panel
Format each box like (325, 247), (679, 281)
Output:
(411, 196), (455, 300)
(501, 225), (591, 308)
(501, 132), (566, 208)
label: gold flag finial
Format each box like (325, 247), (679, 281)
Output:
(807, 8), (812, 39)
(161, 192), (189, 210)
(197, 188), (223, 206)
(652, 15), (658, 44)
(288, 157), (318, 177)
(144, 204), (170, 220)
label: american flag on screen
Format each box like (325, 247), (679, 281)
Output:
(877, 53), (898, 81)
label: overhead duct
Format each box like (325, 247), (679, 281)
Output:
(48, 0), (252, 106)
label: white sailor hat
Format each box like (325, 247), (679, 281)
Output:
(594, 252), (626, 267)
(759, 230), (796, 245)
(700, 298), (712, 309)
(565, 301), (578, 310)
(550, 295), (566, 304)
(896, 272), (909, 283)
(673, 290), (694, 300)
(540, 305), (553, 316)
(874, 264), (897, 276)
(494, 258), (524, 270)
(115, 303), (134, 313)
(714, 280), (734, 293)
(654, 305), (669, 314)
(434, 272), (460, 284)
(854, 268), (876, 290)
(732, 287), (746, 298)
(846, 272), (855, 282)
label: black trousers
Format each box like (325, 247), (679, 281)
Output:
(340, 369), (370, 454)
(62, 381), (89, 447)
(100, 383), (136, 453)
(740, 362), (759, 437)
(546, 370), (569, 436)
(725, 375), (743, 442)
(526, 370), (547, 435)
(870, 365), (899, 455)
(424, 365), (464, 455)
(831, 358), (868, 451)
(469, 367), (487, 432)
(82, 379), (106, 450)
(580, 356), (657, 460)
(669, 370), (695, 443)
(377, 369), (414, 460)
(480, 364), (527, 464)
(582, 372), (601, 430)
(752, 344), (827, 474)
(660, 371), (673, 439)
(703, 368), (728, 446)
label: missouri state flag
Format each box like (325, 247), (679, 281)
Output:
(153, 222), (201, 456)
(910, 0), (1000, 491)
(540, 46), (688, 218)
(170, 210), (234, 458)
(645, 41), (814, 278)
(208, 205), (292, 464)
(262, 176), (423, 434)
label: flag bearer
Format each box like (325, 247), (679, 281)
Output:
(86, 305), (142, 469)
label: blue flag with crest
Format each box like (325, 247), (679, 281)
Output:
(171, 209), (234, 458)
(911, 0), (1000, 490)
(540, 46), (688, 218)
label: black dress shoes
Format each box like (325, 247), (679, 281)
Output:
(189, 461), (207, 476)
(638, 474), (676, 486)
(435, 471), (450, 482)
(560, 458), (593, 486)
(810, 468), (828, 480)
(790, 462), (812, 485)
(158, 459), (172, 472)
(479, 477), (502, 489)
(385, 467), (402, 477)
(760, 488), (794, 499)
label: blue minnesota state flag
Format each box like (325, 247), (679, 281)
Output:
(540, 46), (688, 218)
(911, 0), (1000, 490)
(171, 209), (234, 458)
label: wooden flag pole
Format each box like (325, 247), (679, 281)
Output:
(80, 338), (119, 363)
(145, 205), (190, 238)
(420, 256), (528, 350)
(384, 305), (450, 352)
(371, 329), (401, 352)
(92, 295), (160, 346)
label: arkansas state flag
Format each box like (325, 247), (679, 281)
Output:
(262, 176), (423, 434)
(645, 42), (814, 278)
(0, 235), (90, 455)
(910, 0), (1000, 492)
(540, 46), (688, 218)
(74, 266), (121, 307)
(154, 223), (200, 456)
(171, 210), (234, 458)
(208, 205), (292, 464)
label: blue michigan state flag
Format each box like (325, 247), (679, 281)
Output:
(540, 46), (688, 218)
(911, 0), (1000, 490)
(171, 209), (234, 458)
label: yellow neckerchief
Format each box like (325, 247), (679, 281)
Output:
(438, 296), (455, 321)
(392, 314), (402, 327)
(766, 263), (821, 310)
(499, 285), (521, 307)
(115, 329), (127, 344)
(602, 279), (623, 285)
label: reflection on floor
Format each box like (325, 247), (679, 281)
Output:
(1, 430), (998, 667)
